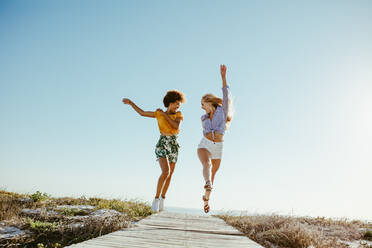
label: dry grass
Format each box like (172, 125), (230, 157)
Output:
(217, 213), (371, 248)
(0, 190), (152, 247)
(0, 190), (31, 221)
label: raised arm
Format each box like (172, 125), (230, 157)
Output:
(122, 98), (155, 118)
(220, 64), (231, 117)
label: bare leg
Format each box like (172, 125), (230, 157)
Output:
(155, 158), (170, 198)
(198, 148), (212, 182)
(198, 148), (212, 212)
(211, 159), (221, 184)
(161, 162), (176, 198)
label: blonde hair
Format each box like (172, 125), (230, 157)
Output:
(202, 93), (233, 129)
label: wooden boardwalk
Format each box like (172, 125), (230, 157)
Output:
(68, 211), (263, 248)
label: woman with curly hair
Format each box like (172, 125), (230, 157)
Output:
(122, 90), (186, 212)
(197, 64), (233, 213)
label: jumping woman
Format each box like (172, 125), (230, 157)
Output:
(122, 90), (186, 212)
(197, 64), (233, 213)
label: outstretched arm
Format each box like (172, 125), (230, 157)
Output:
(122, 98), (155, 118)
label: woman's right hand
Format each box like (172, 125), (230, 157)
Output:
(122, 98), (132, 105)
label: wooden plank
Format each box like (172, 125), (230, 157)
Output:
(68, 211), (263, 248)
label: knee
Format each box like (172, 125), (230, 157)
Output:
(203, 161), (211, 169)
(161, 169), (170, 178)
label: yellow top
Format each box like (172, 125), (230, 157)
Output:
(155, 110), (183, 135)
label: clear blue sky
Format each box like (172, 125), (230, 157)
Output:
(1, 0), (371, 220)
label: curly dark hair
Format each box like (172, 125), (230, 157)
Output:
(163, 90), (186, 107)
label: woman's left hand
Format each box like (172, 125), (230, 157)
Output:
(220, 64), (227, 79)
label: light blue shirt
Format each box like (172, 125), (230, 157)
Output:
(201, 86), (231, 139)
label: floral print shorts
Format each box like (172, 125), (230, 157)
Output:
(155, 135), (180, 163)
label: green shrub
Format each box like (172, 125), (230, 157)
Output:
(58, 207), (89, 216)
(29, 219), (59, 232)
(30, 191), (50, 202)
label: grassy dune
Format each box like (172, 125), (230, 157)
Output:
(217, 214), (372, 248)
(0, 190), (152, 247)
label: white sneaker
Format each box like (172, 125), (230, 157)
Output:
(151, 198), (160, 212)
(159, 197), (165, 211)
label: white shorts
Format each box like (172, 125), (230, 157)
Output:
(197, 137), (223, 159)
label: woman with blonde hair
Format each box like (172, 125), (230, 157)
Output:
(197, 64), (233, 213)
